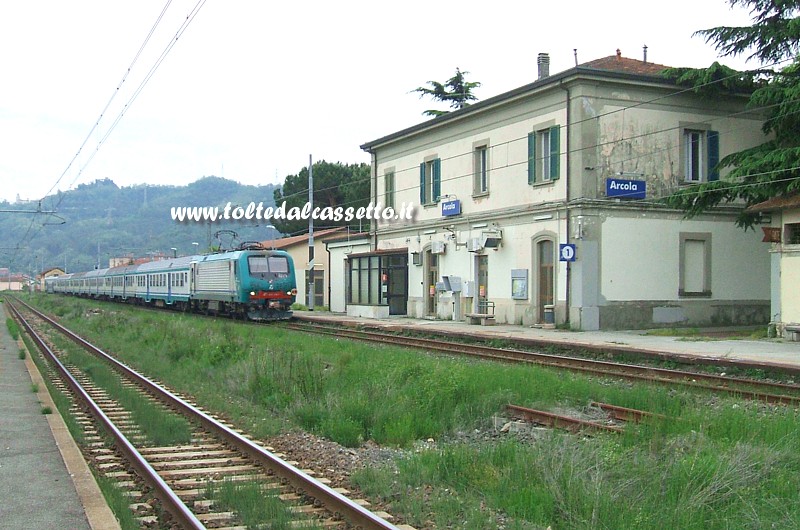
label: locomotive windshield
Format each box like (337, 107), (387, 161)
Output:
(248, 255), (290, 278)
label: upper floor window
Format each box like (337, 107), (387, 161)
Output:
(785, 223), (800, 245)
(473, 145), (488, 195)
(683, 129), (719, 182)
(384, 171), (395, 209)
(528, 126), (560, 184)
(419, 157), (441, 205)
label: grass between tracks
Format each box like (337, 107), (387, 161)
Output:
(24, 294), (800, 530)
(204, 479), (323, 530)
(46, 332), (193, 447)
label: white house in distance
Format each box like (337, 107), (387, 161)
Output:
(354, 50), (770, 330)
(749, 193), (800, 340)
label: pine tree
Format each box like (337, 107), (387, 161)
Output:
(663, 0), (800, 228)
(412, 68), (481, 117)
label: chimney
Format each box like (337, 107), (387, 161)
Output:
(537, 52), (550, 80)
(643, 44), (648, 63)
(616, 48), (622, 60)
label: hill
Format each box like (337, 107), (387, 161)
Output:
(0, 176), (280, 276)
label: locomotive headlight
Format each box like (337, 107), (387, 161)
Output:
(250, 291), (256, 296)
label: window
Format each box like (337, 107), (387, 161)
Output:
(679, 232), (712, 297)
(527, 126), (560, 184)
(473, 145), (488, 195)
(419, 158), (441, 204)
(347, 253), (407, 306)
(248, 255), (290, 278)
(785, 223), (800, 245)
(384, 170), (395, 209)
(267, 256), (289, 274)
(683, 129), (719, 182)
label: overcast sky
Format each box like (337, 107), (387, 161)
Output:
(0, 1), (760, 204)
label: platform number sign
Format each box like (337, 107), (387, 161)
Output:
(559, 243), (576, 262)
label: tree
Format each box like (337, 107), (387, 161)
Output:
(412, 68), (481, 117)
(271, 161), (371, 235)
(663, 0), (800, 228)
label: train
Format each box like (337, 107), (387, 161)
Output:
(45, 249), (298, 321)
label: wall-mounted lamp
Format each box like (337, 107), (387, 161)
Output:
(574, 216), (585, 240)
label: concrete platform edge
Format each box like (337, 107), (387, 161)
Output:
(21, 338), (122, 530)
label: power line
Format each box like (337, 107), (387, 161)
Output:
(58, 0), (208, 204)
(40, 0), (175, 205)
(11, 0), (207, 272)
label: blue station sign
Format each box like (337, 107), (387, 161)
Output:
(559, 244), (576, 262)
(442, 199), (461, 216)
(606, 178), (646, 200)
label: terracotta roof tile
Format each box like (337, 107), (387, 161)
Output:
(581, 51), (670, 76)
(747, 193), (800, 212)
(259, 227), (347, 249)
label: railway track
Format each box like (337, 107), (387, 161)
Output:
(8, 299), (405, 530)
(282, 320), (800, 405)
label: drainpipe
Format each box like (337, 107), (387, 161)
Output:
(370, 151), (378, 251)
(559, 80), (571, 327)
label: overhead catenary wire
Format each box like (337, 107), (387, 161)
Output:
(40, 0), (175, 205)
(56, 0), (208, 210)
(9, 0), (207, 269)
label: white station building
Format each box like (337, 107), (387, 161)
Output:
(336, 51), (771, 330)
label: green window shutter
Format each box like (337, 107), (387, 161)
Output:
(707, 130), (719, 181)
(419, 162), (426, 204)
(549, 125), (560, 181)
(433, 158), (441, 201)
(527, 132), (536, 184)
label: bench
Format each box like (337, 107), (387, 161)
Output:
(466, 300), (495, 325)
(786, 324), (800, 341)
(465, 313), (496, 326)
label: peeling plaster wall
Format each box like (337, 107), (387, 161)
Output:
(572, 82), (764, 203)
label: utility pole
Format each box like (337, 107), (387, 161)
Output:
(307, 155), (314, 311)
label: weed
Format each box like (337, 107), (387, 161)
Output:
(18, 349), (25, 359)
(204, 479), (316, 529)
(30, 383), (39, 393)
(6, 317), (20, 340)
(41, 406), (52, 414)
(95, 474), (141, 530)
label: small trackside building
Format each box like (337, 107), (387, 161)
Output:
(748, 193), (800, 340)
(359, 52), (771, 330)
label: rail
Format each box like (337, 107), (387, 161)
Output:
(10, 297), (402, 530)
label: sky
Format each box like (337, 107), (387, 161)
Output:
(0, 1), (761, 204)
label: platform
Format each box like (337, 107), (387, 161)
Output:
(0, 301), (118, 530)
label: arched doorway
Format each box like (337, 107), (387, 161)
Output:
(534, 237), (555, 322)
(425, 250), (438, 315)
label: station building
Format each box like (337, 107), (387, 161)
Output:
(350, 51), (770, 330)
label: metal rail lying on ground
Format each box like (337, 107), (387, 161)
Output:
(506, 404), (624, 434)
